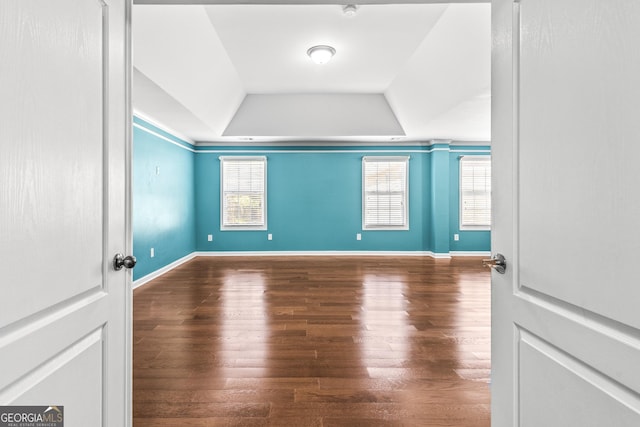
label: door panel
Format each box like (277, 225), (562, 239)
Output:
(512, 297), (640, 394)
(3, 330), (103, 426)
(0, 0), (130, 425)
(518, 0), (640, 329)
(519, 330), (640, 427)
(492, 0), (640, 425)
(0, 0), (105, 328)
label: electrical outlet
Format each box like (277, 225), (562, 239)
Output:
(207, 234), (213, 242)
(454, 234), (459, 241)
(155, 166), (160, 175)
(150, 248), (155, 258)
(268, 234), (273, 241)
(356, 233), (362, 241)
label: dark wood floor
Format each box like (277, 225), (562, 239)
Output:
(133, 256), (491, 426)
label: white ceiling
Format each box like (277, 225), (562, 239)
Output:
(132, 3), (491, 144)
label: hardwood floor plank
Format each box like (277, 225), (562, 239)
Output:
(133, 256), (490, 425)
(132, 418), (271, 427)
(134, 389), (295, 404)
(133, 402), (270, 418)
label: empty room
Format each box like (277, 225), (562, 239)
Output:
(131, 2), (492, 425)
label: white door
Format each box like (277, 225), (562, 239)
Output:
(492, 0), (640, 425)
(0, 1), (131, 426)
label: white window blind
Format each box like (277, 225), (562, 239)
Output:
(362, 156), (409, 230)
(220, 156), (266, 230)
(460, 156), (491, 229)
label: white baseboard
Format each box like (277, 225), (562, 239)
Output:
(132, 252), (197, 290)
(449, 251), (491, 257)
(430, 252), (452, 259)
(192, 250), (441, 257)
(133, 250), (490, 289)
(194, 251), (487, 258)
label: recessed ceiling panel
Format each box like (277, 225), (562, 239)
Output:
(132, 3), (491, 143)
(133, 5), (246, 136)
(223, 94), (404, 137)
(133, 68), (215, 142)
(205, 4), (448, 93)
(385, 3), (491, 140)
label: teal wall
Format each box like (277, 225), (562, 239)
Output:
(195, 149), (430, 252)
(429, 146), (451, 253)
(132, 117), (196, 280)
(132, 117), (490, 280)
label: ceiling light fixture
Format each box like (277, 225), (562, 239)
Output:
(307, 45), (336, 65)
(343, 4), (358, 16)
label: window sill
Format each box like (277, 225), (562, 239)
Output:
(459, 226), (491, 231)
(362, 226), (410, 231)
(221, 227), (268, 231)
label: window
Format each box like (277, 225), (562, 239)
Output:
(362, 156), (409, 230)
(220, 156), (266, 230)
(460, 156), (491, 230)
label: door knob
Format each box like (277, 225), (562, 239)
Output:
(113, 253), (137, 271)
(482, 253), (506, 274)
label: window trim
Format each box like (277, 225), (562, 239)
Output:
(459, 155), (491, 231)
(219, 156), (267, 231)
(362, 156), (410, 231)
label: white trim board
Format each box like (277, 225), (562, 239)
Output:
(132, 252), (197, 290)
(132, 115), (490, 153)
(133, 122), (197, 153)
(191, 147), (490, 154)
(132, 125), (491, 155)
(195, 140), (492, 148)
(133, 110), (196, 146)
(193, 250), (489, 257)
(450, 251), (491, 257)
(194, 250), (444, 258)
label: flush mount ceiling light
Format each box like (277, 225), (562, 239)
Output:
(343, 4), (358, 16)
(307, 45), (336, 65)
